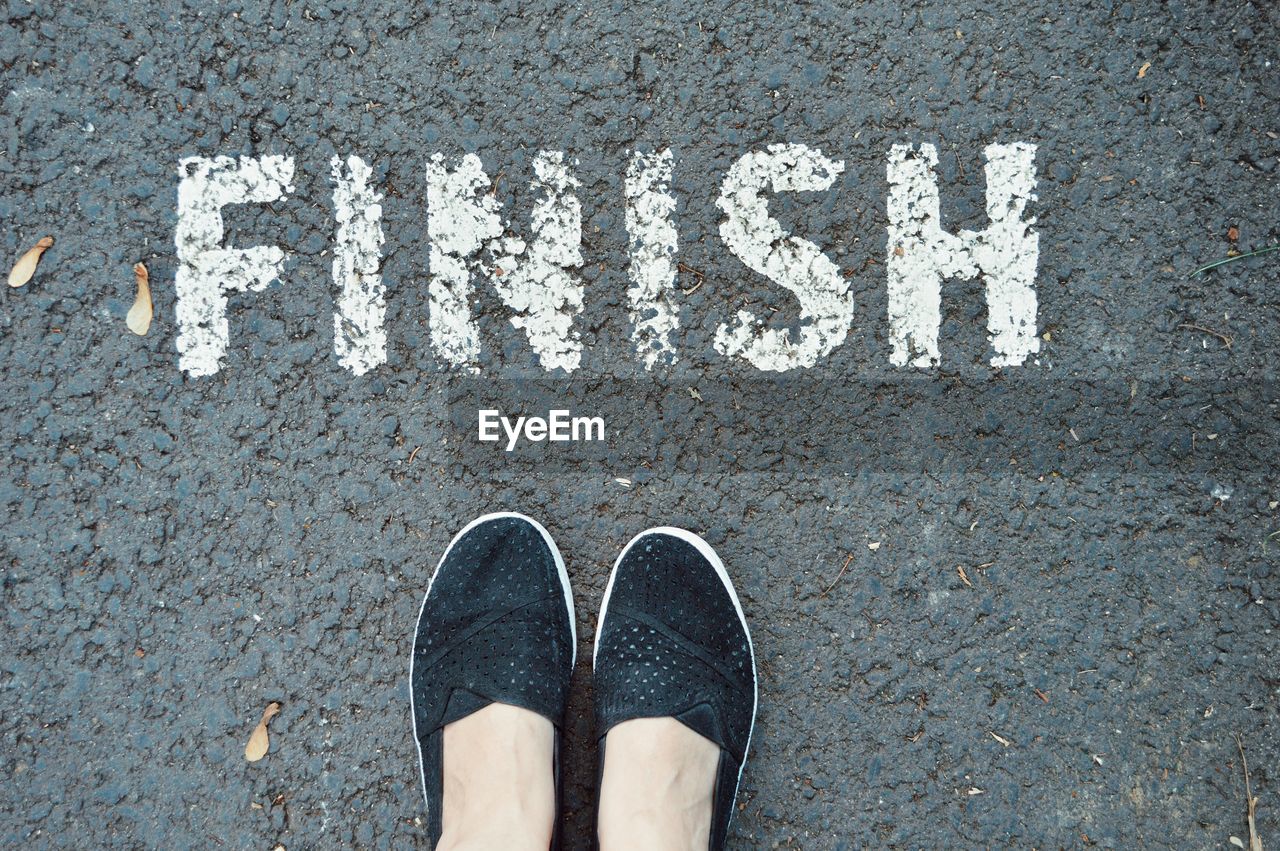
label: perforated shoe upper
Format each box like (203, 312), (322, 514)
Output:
(593, 530), (756, 768)
(410, 514), (575, 846)
(411, 513), (575, 750)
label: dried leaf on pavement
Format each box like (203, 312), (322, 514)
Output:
(126, 262), (153, 336)
(8, 236), (54, 288)
(245, 702), (282, 762)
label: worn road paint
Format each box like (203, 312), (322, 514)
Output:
(175, 144), (1041, 377)
(331, 155), (387, 376)
(714, 143), (855, 371)
(625, 149), (680, 370)
(426, 151), (583, 373)
(886, 143), (1040, 368)
(174, 155), (294, 377)
(425, 152), (499, 372)
(491, 151), (584, 373)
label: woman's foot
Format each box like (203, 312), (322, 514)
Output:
(593, 528), (758, 851)
(410, 512), (575, 849)
(437, 703), (556, 851)
(597, 716), (721, 850)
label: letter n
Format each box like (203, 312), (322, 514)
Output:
(425, 152), (584, 373)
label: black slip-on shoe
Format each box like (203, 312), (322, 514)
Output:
(592, 527), (758, 851)
(410, 512), (576, 848)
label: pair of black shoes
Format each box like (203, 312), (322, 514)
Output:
(410, 513), (758, 850)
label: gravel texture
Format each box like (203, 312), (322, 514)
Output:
(1, 0), (1277, 847)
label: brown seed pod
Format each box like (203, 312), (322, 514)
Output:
(126, 262), (153, 336)
(244, 702), (282, 762)
(8, 236), (54, 288)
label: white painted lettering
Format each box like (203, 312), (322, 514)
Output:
(331, 155), (386, 375)
(886, 143), (1040, 368)
(714, 143), (855, 372)
(426, 151), (584, 373)
(173, 141), (1045, 378)
(625, 149), (680, 369)
(174, 155), (295, 377)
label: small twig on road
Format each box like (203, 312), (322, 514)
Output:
(1234, 732), (1264, 851)
(1178, 323), (1233, 350)
(678, 262), (706, 295)
(820, 553), (855, 597)
(1189, 244), (1280, 277)
(271, 793), (290, 831)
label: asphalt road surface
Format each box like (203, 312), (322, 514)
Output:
(2, 0), (1277, 848)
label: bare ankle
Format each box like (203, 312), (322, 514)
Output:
(440, 704), (555, 851)
(597, 718), (720, 851)
(438, 810), (551, 851)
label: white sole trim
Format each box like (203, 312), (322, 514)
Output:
(408, 511), (575, 815)
(592, 526), (758, 823)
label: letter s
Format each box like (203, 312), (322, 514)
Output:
(714, 144), (854, 371)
